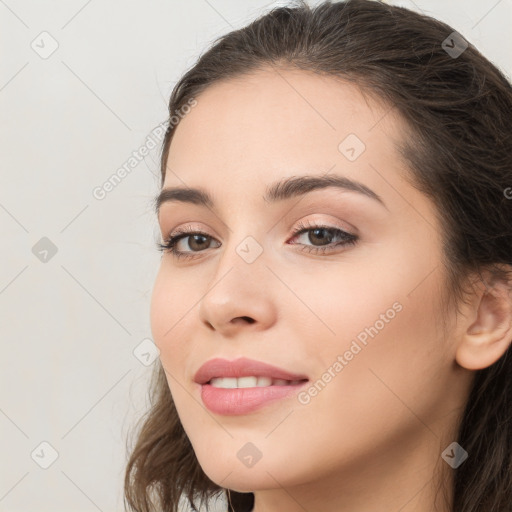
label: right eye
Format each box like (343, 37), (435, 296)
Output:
(157, 227), (221, 260)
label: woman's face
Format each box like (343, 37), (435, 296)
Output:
(151, 68), (472, 502)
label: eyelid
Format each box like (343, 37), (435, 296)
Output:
(290, 217), (354, 235)
(163, 213), (356, 240)
(161, 222), (217, 243)
(290, 211), (360, 236)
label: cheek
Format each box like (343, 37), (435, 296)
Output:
(270, 280), (449, 478)
(323, 275), (448, 428)
(150, 267), (192, 368)
(149, 270), (199, 424)
(149, 269), (170, 349)
(287, 244), (448, 413)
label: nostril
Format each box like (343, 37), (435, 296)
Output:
(238, 316), (255, 324)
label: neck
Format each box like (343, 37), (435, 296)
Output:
(250, 429), (454, 512)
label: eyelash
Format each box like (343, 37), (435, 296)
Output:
(156, 219), (358, 261)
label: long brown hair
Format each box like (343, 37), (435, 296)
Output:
(124, 1), (512, 511)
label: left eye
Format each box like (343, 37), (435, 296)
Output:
(289, 224), (357, 249)
(286, 221), (359, 256)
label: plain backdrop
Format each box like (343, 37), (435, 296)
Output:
(1, 1), (510, 511)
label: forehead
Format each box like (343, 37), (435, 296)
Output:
(163, 67), (410, 208)
(172, 66), (403, 156)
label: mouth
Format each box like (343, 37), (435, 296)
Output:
(194, 357), (310, 414)
(199, 377), (310, 415)
(206, 376), (309, 388)
(194, 356), (309, 386)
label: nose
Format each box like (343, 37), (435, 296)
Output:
(198, 242), (277, 337)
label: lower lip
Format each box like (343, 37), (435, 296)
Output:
(200, 381), (309, 415)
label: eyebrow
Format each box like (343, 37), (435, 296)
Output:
(154, 174), (387, 215)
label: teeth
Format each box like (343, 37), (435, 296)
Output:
(211, 377), (237, 388)
(237, 376), (259, 388)
(255, 376), (273, 387)
(209, 376), (300, 389)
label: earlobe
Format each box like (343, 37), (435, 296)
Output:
(455, 279), (512, 371)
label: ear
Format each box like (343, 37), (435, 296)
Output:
(455, 274), (512, 370)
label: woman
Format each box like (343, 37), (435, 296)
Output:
(124, 1), (512, 511)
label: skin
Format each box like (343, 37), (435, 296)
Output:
(150, 67), (512, 512)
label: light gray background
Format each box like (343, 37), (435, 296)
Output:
(1, 1), (510, 511)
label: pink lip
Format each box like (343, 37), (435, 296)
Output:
(193, 357), (308, 384)
(194, 357), (309, 415)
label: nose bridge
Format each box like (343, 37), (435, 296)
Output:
(209, 229), (267, 297)
(215, 207), (269, 272)
(198, 226), (275, 331)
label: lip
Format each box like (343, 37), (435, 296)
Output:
(194, 357), (310, 415)
(193, 357), (309, 384)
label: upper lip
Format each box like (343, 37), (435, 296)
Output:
(194, 357), (309, 384)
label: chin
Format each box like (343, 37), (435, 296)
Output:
(196, 454), (291, 492)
